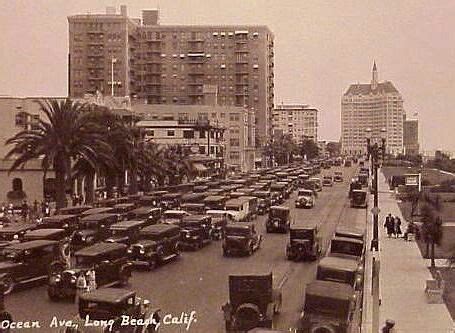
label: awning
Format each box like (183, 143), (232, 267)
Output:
(193, 163), (208, 172)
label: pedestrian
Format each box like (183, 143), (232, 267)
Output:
(21, 200), (28, 222)
(71, 194), (76, 207)
(382, 319), (396, 332)
(384, 213), (395, 238)
(75, 272), (88, 304)
(60, 242), (71, 269)
(44, 201), (50, 217)
(7, 203), (13, 216)
(395, 216), (402, 238)
(87, 269), (97, 292)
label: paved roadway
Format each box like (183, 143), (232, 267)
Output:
(5, 165), (366, 333)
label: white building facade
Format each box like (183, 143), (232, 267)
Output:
(272, 104), (318, 142)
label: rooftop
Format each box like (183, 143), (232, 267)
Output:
(344, 81), (400, 96)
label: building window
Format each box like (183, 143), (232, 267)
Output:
(199, 146), (206, 154)
(230, 138), (240, 147)
(167, 130), (175, 137)
(15, 112), (28, 128)
(183, 130), (194, 139)
(199, 130), (206, 138)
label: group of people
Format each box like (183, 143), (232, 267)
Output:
(75, 269), (97, 304)
(384, 213), (402, 238)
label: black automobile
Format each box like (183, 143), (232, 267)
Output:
(223, 223), (262, 257)
(329, 236), (365, 262)
(351, 190), (367, 208)
(80, 207), (114, 217)
(179, 215), (212, 250)
(181, 192), (207, 204)
(180, 203), (206, 215)
(269, 183), (286, 204)
(71, 213), (119, 248)
(48, 242), (132, 301)
(286, 224), (321, 261)
(105, 220), (150, 245)
(349, 179), (362, 198)
(111, 203), (136, 221)
(126, 206), (161, 224)
(266, 206), (291, 233)
(128, 224), (181, 270)
(138, 195), (160, 208)
(23, 228), (69, 242)
(58, 205), (93, 217)
(203, 195), (228, 211)
(0, 240), (65, 294)
(317, 256), (363, 291)
(0, 224), (36, 249)
(160, 192), (182, 210)
(222, 273), (281, 332)
(63, 288), (160, 333)
(38, 214), (79, 235)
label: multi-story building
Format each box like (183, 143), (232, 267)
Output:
(403, 116), (419, 156)
(68, 6), (274, 142)
(341, 63), (404, 155)
(272, 104), (318, 142)
(132, 103), (256, 172)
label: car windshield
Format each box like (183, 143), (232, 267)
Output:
(318, 268), (355, 286)
(291, 229), (314, 239)
(304, 295), (349, 319)
(225, 227), (249, 236)
(331, 240), (363, 257)
(270, 209), (289, 218)
(298, 191), (312, 197)
(353, 192), (366, 200)
(225, 206), (240, 211)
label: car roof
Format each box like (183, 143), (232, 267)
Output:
(24, 228), (65, 237)
(80, 287), (136, 303)
(270, 205), (290, 210)
(6, 239), (57, 250)
(164, 210), (188, 214)
(75, 242), (127, 257)
(332, 236), (364, 245)
(113, 203), (135, 208)
(110, 220), (147, 229)
(130, 206), (158, 214)
(80, 213), (118, 222)
(82, 207), (114, 215)
(141, 224), (180, 234)
(305, 280), (354, 300)
(0, 224), (35, 232)
(335, 227), (365, 238)
(318, 256), (359, 272)
(182, 215), (210, 221)
(42, 214), (78, 222)
(226, 222), (253, 229)
(225, 198), (249, 205)
(291, 224), (318, 230)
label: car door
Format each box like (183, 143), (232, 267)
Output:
(33, 245), (56, 277)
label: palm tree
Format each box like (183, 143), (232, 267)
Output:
(163, 145), (194, 185)
(421, 204), (443, 268)
(5, 99), (111, 208)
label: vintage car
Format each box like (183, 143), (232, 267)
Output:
(300, 280), (357, 333)
(179, 215), (213, 250)
(48, 242), (132, 301)
(225, 198), (250, 222)
(276, 181), (292, 198)
(162, 210), (191, 224)
(257, 197), (271, 215)
(38, 214), (79, 234)
(286, 224), (321, 261)
(126, 206), (161, 224)
(181, 192), (207, 204)
(80, 207), (114, 217)
(240, 196), (258, 219)
(180, 203), (206, 215)
(138, 195), (160, 207)
(351, 190), (368, 208)
(317, 256), (363, 291)
(58, 205), (92, 216)
(64, 288), (160, 333)
(111, 203), (136, 221)
(23, 228), (69, 242)
(335, 227), (365, 242)
(334, 171), (344, 182)
(0, 224), (36, 249)
(269, 183), (286, 203)
(266, 206), (291, 233)
(349, 179), (362, 198)
(322, 175), (334, 187)
(222, 273), (281, 332)
(160, 192), (182, 210)
(203, 195), (228, 211)
(295, 189), (315, 209)
(93, 198), (117, 208)
(205, 210), (230, 240)
(71, 213), (119, 248)
(309, 177), (322, 192)
(105, 220), (150, 245)
(128, 224), (181, 270)
(357, 173), (369, 187)
(223, 223), (262, 256)
(0, 240), (65, 294)
(329, 236), (365, 262)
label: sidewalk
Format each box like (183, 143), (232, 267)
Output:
(377, 171), (453, 332)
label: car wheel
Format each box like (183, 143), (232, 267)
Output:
(47, 286), (60, 301)
(148, 258), (157, 271)
(1, 276), (14, 295)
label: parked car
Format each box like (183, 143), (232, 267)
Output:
(240, 196), (258, 219)
(23, 228), (69, 242)
(179, 215), (212, 250)
(71, 213), (119, 248)
(111, 203), (136, 221)
(162, 210), (191, 224)
(349, 179), (362, 198)
(322, 176), (334, 187)
(38, 214), (79, 235)
(205, 210), (229, 240)
(0, 240), (65, 294)
(269, 183), (286, 203)
(65, 288), (160, 332)
(317, 256), (363, 291)
(329, 236), (365, 262)
(80, 207), (114, 217)
(47, 242), (132, 301)
(350, 190), (367, 208)
(295, 189), (315, 209)
(180, 203), (206, 215)
(160, 193), (182, 210)
(309, 177), (322, 192)
(357, 173), (368, 187)
(222, 272), (281, 332)
(105, 220), (150, 245)
(334, 171), (344, 182)
(225, 198), (250, 222)
(334, 227), (365, 242)
(0, 224), (36, 249)
(128, 224), (181, 270)
(266, 206), (291, 233)
(126, 206), (161, 224)
(286, 224), (321, 261)
(203, 195), (228, 211)
(223, 223), (262, 256)
(300, 280), (357, 333)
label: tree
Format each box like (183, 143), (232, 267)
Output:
(300, 139), (319, 159)
(421, 204), (443, 268)
(5, 99), (111, 208)
(326, 142), (341, 157)
(270, 134), (298, 165)
(162, 145), (195, 185)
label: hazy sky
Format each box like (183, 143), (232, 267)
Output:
(1, 0), (455, 152)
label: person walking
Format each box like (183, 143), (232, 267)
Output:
(21, 200), (28, 223)
(87, 269), (97, 292)
(75, 272), (88, 304)
(384, 214), (395, 238)
(395, 216), (402, 238)
(382, 319), (396, 332)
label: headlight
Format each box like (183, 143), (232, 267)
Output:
(80, 235), (86, 241)
(185, 234), (191, 238)
(51, 274), (61, 283)
(71, 275), (77, 284)
(127, 248), (133, 253)
(139, 249), (145, 254)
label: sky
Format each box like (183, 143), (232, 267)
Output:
(1, 0), (455, 152)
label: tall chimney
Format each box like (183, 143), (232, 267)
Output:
(120, 5), (127, 17)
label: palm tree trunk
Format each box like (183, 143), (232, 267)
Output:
(425, 241), (430, 258)
(129, 167), (138, 194)
(431, 241), (436, 268)
(85, 171), (95, 204)
(54, 154), (68, 209)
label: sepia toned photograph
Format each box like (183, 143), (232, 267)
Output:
(0, 1), (454, 332)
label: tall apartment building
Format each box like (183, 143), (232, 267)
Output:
(272, 104), (318, 142)
(68, 6), (274, 141)
(403, 116), (419, 156)
(341, 63), (404, 155)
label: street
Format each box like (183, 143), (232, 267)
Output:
(5, 165), (366, 332)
